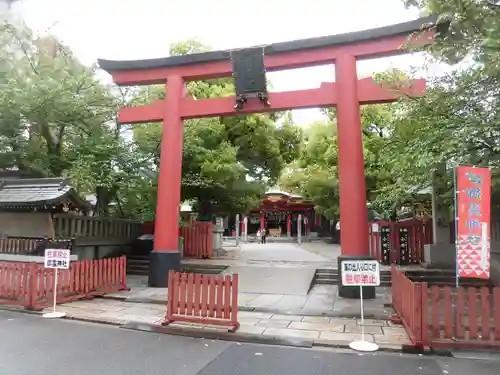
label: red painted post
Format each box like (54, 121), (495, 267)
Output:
(287, 213), (291, 237)
(154, 75), (184, 252)
(315, 213), (321, 227)
(335, 54), (369, 256)
(260, 212), (265, 231)
(27, 263), (39, 310)
(150, 76), (183, 286)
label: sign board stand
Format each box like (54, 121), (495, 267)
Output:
(42, 248), (71, 319)
(348, 285), (379, 352)
(341, 259), (380, 352)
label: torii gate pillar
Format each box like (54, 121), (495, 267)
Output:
(335, 55), (369, 256)
(148, 76), (184, 285)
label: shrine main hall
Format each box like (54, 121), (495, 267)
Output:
(226, 188), (325, 237)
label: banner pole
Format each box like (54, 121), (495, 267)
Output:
(453, 165), (459, 288)
(52, 268), (58, 314)
(453, 165), (459, 340)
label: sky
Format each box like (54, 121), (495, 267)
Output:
(14, 0), (441, 125)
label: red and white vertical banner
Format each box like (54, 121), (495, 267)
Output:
(456, 166), (491, 279)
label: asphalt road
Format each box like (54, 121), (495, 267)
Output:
(0, 310), (497, 375)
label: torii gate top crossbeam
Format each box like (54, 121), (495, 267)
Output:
(98, 15), (445, 84)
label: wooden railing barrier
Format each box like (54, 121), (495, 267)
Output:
(163, 270), (239, 331)
(54, 214), (141, 239)
(0, 256), (127, 310)
(180, 222), (213, 259)
(391, 265), (500, 349)
(0, 236), (74, 255)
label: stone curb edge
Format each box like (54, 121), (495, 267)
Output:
(1, 306), (429, 355)
(120, 321), (416, 354)
(0, 305), (126, 327)
(96, 295), (393, 320)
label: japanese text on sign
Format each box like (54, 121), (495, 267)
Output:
(341, 260), (380, 286)
(457, 166), (491, 279)
(44, 249), (71, 269)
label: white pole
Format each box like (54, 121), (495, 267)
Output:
(52, 269), (58, 314)
(348, 271), (378, 352)
(243, 217), (248, 243)
(360, 285), (364, 342)
(43, 266), (66, 319)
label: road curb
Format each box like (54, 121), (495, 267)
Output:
(0, 306), (126, 327)
(120, 320), (411, 353)
(96, 295), (393, 320)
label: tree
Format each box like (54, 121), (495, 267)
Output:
(372, 1), (500, 214)
(404, 0), (500, 65)
(280, 104), (401, 219)
(0, 23), (145, 217)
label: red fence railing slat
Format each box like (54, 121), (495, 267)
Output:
(164, 270), (239, 332)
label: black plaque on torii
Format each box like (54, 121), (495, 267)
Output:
(230, 46), (270, 110)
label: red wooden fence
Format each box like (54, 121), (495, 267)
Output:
(391, 265), (424, 345)
(391, 265), (500, 349)
(0, 256), (127, 310)
(422, 284), (500, 349)
(180, 222), (213, 259)
(370, 219), (431, 265)
(141, 221), (213, 259)
(163, 270), (239, 331)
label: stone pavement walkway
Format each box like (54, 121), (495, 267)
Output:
(44, 298), (411, 350)
(107, 275), (393, 318)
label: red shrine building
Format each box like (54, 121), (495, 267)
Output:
(99, 16), (442, 287)
(238, 188), (320, 237)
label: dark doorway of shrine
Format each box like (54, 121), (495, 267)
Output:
(99, 16), (442, 288)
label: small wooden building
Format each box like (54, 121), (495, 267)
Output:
(0, 174), (92, 238)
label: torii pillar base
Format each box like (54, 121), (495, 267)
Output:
(148, 251), (181, 287)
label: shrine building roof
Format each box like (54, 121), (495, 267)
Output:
(0, 177), (92, 209)
(264, 188), (302, 199)
(98, 15), (445, 72)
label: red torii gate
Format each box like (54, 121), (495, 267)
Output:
(99, 16), (440, 287)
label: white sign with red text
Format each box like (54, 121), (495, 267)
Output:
(44, 249), (71, 269)
(341, 260), (380, 286)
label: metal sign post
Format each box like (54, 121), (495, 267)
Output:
(43, 248), (71, 319)
(341, 259), (380, 352)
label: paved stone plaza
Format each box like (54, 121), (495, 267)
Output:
(110, 242), (392, 317)
(106, 276), (392, 317)
(36, 241), (406, 349)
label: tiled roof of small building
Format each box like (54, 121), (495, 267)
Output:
(0, 177), (92, 208)
(264, 186), (303, 199)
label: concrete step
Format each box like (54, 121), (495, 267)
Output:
(126, 259), (227, 276)
(127, 259), (150, 265)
